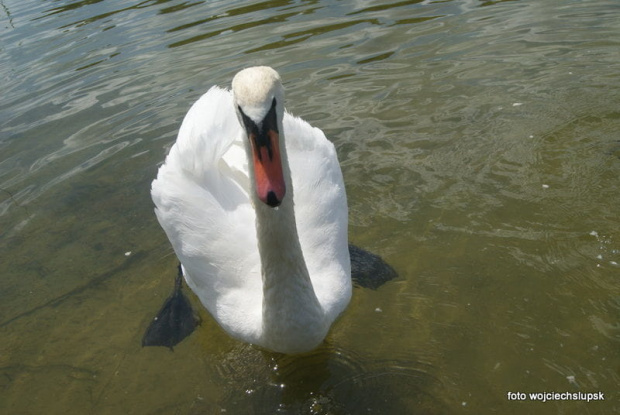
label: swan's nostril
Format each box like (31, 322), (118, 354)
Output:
(266, 191), (281, 207)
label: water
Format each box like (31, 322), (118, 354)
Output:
(1, 0), (619, 413)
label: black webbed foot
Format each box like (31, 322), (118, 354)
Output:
(142, 264), (200, 350)
(349, 244), (398, 289)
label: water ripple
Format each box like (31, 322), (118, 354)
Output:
(1, 0), (620, 413)
(211, 344), (442, 414)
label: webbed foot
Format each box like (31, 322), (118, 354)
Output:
(349, 244), (398, 289)
(142, 264), (200, 350)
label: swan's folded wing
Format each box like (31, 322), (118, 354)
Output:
(283, 113), (351, 318)
(151, 87), (263, 335)
(172, 87), (239, 179)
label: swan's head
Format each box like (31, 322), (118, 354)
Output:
(232, 66), (286, 208)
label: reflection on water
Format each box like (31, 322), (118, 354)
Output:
(1, 0), (619, 413)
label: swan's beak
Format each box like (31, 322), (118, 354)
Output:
(238, 98), (286, 207)
(249, 128), (286, 207)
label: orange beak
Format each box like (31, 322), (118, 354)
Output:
(249, 128), (286, 207)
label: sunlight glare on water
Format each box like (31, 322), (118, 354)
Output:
(1, 0), (619, 413)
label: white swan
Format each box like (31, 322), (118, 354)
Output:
(151, 66), (351, 354)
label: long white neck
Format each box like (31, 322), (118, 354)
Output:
(253, 153), (327, 353)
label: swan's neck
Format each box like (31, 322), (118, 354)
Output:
(253, 178), (327, 352)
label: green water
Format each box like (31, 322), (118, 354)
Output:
(1, 0), (619, 413)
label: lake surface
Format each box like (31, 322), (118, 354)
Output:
(1, 0), (619, 413)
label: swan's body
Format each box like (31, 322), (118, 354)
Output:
(151, 67), (351, 353)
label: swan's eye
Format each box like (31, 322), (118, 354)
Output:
(264, 98), (278, 134)
(238, 106), (259, 136)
